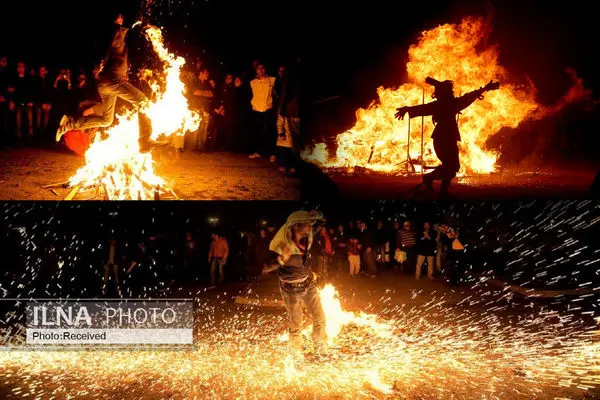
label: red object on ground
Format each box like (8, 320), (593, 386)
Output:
(64, 130), (91, 157)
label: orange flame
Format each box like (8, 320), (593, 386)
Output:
(68, 26), (200, 200)
(303, 17), (559, 175)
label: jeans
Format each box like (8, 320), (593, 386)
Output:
(15, 104), (34, 138)
(210, 257), (225, 286)
(280, 282), (327, 353)
(73, 79), (147, 131)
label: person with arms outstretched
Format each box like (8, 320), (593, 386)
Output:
(395, 77), (499, 199)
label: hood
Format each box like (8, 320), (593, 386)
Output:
(269, 210), (324, 256)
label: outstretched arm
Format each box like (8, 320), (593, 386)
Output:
(456, 80), (500, 111)
(395, 102), (437, 120)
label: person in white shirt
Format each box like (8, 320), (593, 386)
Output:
(249, 64), (277, 161)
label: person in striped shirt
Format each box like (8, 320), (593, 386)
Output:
(396, 221), (417, 274)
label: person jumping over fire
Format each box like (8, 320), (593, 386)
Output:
(395, 77), (500, 199)
(262, 210), (328, 360)
(55, 12), (149, 144)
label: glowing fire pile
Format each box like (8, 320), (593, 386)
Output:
(2, 284), (600, 399)
(303, 17), (581, 176)
(68, 26), (200, 200)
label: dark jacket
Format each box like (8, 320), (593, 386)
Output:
(99, 23), (130, 81)
(406, 88), (486, 142)
(417, 230), (436, 256)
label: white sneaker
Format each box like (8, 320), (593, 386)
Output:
(249, 153), (261, 159)
(55, 115), (74, 142)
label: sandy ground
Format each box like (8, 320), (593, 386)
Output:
(1, 270), (599, 399)
(0, 146), (300, 200)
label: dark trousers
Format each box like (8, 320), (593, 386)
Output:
(15, 105), (34, 140)
(251, 109), (275, 156)
(280, 282), (327, 352)
(426, 137), (460, 193)
(73, 79), (147, 130)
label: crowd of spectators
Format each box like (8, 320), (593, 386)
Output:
(0, 54), (301, 175)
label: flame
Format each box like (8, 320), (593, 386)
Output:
(303, 16), (577, 176)
(280, 284), (395, 346)
(68, 26), (200, 200)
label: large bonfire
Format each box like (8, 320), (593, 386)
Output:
(303, 16), (585, 176)
(68, 26), (200, 200)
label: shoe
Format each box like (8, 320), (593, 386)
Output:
(55, 115), (74, 142)
(269, 155), (277, 163)
(249, 153), (261, 159)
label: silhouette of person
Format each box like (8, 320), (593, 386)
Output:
(395, 77), (499, 198)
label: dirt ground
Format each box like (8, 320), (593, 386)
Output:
(0, 146), (300, 200)
(1, 270), (599, 399)
(325, 165), (597, 200)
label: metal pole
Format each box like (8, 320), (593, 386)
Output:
(421, 87), (425, 175)
(407, 116), (411, 174)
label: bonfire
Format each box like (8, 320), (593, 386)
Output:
(303, 16), (588, 176)
(68, 26), (201, 200)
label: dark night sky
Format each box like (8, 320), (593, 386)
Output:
(0, 0), (303, 76)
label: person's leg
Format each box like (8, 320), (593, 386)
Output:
(197, 113), (209, 151)
(218, 259), (225, 284)
(415, 255), (424, 280)
(427, 256), (435, 278)
(303, 285), (327, 353)
(112, 264), (121, 294)
(15, 106), (23, 140)
(281, 287), (303, 353)
(68, 84), (118, 132)
(210, 258), (217, 286)
(438, 140), (460, 197)
(103, 264), (110, 294)
(35, 106), (42, 131)
(26, 105), (34, 137)
(114, 81), (148, 108)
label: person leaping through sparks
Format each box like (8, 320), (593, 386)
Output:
(55, 11), (150, 146)
(395, 77), (500, 199)
(262, 210), (328, 360)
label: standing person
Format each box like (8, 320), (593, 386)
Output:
(208, 233), (229, 287)
(436, 224), (449, 275)
(357, 220), (377, 277)
(11, 61), (35, 143)
(103, 238), (122, 297)
(395, 78), (499, 199)
(183, 231), (199, 281)
(233, 76), (252, 153)
(331, 224), (348, 273)
(55, 13), (148, 144)
(248, 63), (276, 161)
(34, 65), (53, 141)
(397, 221), (417, 273)
(191, 68), (214, 151)
(373, 221), (389, 270)
(415, 222), (436, 280)
(0, 56), (10, 146)
(220, 73), (236, 151)
(263, 211), (328, 358)
(312, 226), (333, 281)
(347, 237), (361, 277)
(442, 227), (465, 286)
